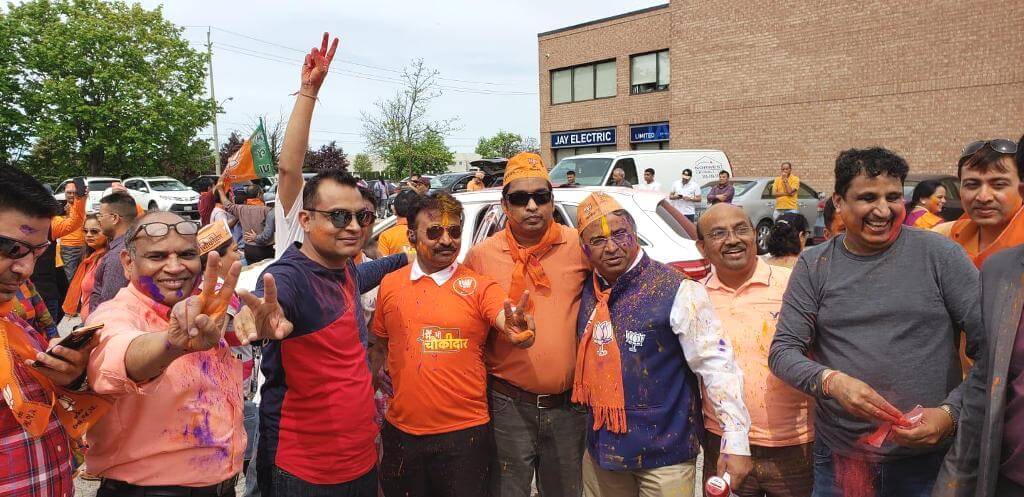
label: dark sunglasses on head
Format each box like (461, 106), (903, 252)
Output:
(129, 221), (199, 245)
(425, 225), (462, 241)
(505, 190), (553, 207)
(307, 208), (376, 229)
(960, 139), (1018, 159)
(0, 234), (50, 260)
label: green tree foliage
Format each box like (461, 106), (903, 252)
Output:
(352, 153), (374, 177)
(382, 130), (453, 178)
(304, 141), (349, 172)
(475, 131), (526, 159)
(1, 0), (214, 180)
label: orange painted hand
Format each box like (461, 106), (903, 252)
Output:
(502, 291), (536, 348)
(167, 252), (240, 352)
(236, 273), (294, 345)
(301, 32), (339, 94)
(198, 251), (241, 320)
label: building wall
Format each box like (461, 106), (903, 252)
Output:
(538, 0), (1024, 191)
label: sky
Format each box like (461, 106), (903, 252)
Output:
(136, 0), (666, 156)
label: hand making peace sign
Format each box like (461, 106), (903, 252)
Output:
(502, 291), (536, 348)
(235, 273), (294, 345)
(166, 251), (241, 352)
(301, 32), (339, 94)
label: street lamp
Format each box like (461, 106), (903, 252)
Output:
(211, 96), (233, 175)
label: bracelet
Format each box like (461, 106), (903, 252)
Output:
(939, 404), (958, 438)
(821, 369), (840, 398)
(291, 90), (319, 102)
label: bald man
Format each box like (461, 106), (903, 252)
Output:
(697, 204), (814, 497)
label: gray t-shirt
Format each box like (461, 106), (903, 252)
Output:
(769, 228), (982, 461)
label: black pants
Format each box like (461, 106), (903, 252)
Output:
(257, 465), (376, 497)
(379, 421), (493, 497)
(244, 244), (274, 264)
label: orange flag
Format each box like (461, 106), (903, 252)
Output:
(221, 118), (276, 187)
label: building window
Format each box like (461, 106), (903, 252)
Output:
(550, 60), (616, 104)
(630, 50), (669, 95)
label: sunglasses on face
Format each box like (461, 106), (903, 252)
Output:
(307, 208), (376, 229)
(424, 224), (462, 241)
(0, 234), (50, 260)
(505, 190), (553, 207)
(960, 139), (1018, 159)
(129, 221), (199, 243)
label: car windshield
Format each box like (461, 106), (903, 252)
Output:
(88, 180), (116, 192)
(700, 180), (756, 197)
(550, 158), (614, 186)
(149, 180), (188, 191)
(430, 174), (462, 188)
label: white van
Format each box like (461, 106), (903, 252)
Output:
(549, 150), (733, 194)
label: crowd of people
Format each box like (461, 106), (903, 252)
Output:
(1, 31), (1023, 497)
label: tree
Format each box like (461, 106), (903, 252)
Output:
(304, 141), (349, 172)
(361, 59), (458, 177)
(475, 131), (525, 159)
(352, 153), (374, 177)
(2, 0), (213, 177)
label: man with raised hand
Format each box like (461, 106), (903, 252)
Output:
(464, 152), (590, 497)
(86, 210), (245, 496)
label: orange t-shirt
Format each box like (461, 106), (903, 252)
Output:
(52, 196), (87, 246)
(377, 218), (415, 257)
(463, 223), (590, 394)
(373, 263), (506, 435)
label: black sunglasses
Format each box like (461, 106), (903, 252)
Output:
(0, 234), (50, 260)
(960, 139), (1018, 159)
(129, 221), (199, 243)
(307, 208), (376, 229)
(505, 190), (553, 207)
(425, 225), (462, 241)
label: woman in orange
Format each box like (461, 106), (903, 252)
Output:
(904, 179), (946, 229)
(62, 215), (108, 320)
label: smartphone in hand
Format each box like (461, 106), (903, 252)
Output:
(72, 177), (88, 197)
(32, 323), (103, 367)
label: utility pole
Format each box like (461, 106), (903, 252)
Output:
(207, 27), (221, 175)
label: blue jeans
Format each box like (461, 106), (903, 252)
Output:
(811, 440), (945, 497)
(257, 466), (376, 497)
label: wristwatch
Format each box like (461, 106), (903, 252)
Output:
(939, 404), (958, 438)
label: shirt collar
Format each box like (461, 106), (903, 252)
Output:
(705, 257), (773, 292)
(410, 258), (459, 285)
(596, 249), (645, 286)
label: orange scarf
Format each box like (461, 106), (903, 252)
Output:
(571, 275), (627, 433)
(502, 221), (562, 302)
(245, 198), (265, 206)
(949, 206), (1024, 268)
(62, 247), (107, 316)
(0, 313), (110, 439)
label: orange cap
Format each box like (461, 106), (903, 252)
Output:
(502, 152), (548, 185)
(197, 219), (234, 255)
(577, 191), (624, 232)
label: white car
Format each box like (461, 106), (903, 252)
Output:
(122, 176), (201, 220)
(53, 177), (121, 214)
(238, 186), (709, 292)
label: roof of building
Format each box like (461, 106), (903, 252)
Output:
(538, 3), (669, 38)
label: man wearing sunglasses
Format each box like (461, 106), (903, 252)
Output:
(85, 211), (247, 496)
(463, 152), (591, 497)
(573, 192), (752, 497)
(370, 191), (536, 497)
(0, 166), (97, 496)
(90, 191), (139, 312)
(935, 139), (1023, 268)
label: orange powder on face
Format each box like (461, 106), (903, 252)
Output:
(600, 216), (611, 238)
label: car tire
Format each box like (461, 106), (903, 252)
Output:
(148, 201), (158, 211)
(756, 219), (773, 255)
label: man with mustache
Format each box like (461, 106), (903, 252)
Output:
(85, 210), (247, 496)
(934, 139), (1022, 269)
(463, 152), (590, 497)
(573, 191), (752, 497)
(0, 166), (97, 496)
(90, 191), (139, 312)
(769, 147), (985, 497)
(370, 191), (536, 497)
(698, 203), (814, 497)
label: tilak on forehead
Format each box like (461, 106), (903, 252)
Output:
(577, 191), (624, 234)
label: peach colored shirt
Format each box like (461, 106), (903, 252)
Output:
(85, 284), (244, 486)
(463, 223), (590, 394)
(702, 259), (814, 447)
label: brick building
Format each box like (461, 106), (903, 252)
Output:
(538, 1), (1024, 191)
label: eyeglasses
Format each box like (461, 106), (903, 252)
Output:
(307, 208), (376, 229)
(425, 225), (462, 241)
(585, 230), (634, 249)
(505, 190), (553, 207)
(704, 226), (754, 242)
(129, 221), (199, 243)
(0, 234), (49, 260)
(960, 139), (1018, 159)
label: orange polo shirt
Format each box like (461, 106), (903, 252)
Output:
(377, 218), (414, 257)
(702, 259), (813, 447)
(52, 196), (87, 246)
(373, 262), (506, 435)
(463, 223), (589, 394)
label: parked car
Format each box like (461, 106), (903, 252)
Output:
(53, 176), (121, 214)
(428, 171), (500, 194)
(549, 150), (733, 194)
(263, 173), (319, 208)
(903, 174), (963, 222)
(237, 186), (710, 292)
(695, 177), (822, 254)
(122, 177), (201, 220)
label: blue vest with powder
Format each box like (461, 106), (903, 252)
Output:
(577, 254), (703, 471)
